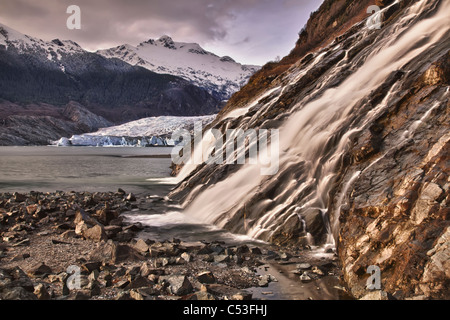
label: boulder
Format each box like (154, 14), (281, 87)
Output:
(114, 280), (130, 289)
(34, 283), (51, 300)
(133, 239), (149, 254)
(139, 263), (166, 278)
(297, 263), (312, 270)
(420, 227), (450, 297)
(87, 280), (101, 296)
(82, 225), (107, 242)
(82, 262), (102, 274)
(13, 192), (27, 203)
(111, 243), (143, 264)
(74, 208), (95, 225)
(88, 270), (100, 282)
(1, 286), (38, 300)
(251, 247), (262, 255)
(126, 193), (137, 202)
(360, 290), (389, 300)
(96, 208), (118, 225)
(75, 221), (88, 236)
(181, 252), (191, 262)
(9, 267), (35, 291)
(114, 230), (135, 242)
(26, 204), (38, 215)
(126, 276), (151, 290)
(30, 263), (52, 277)
(100, 272), (113, 288)
(214, 255), (231, 263)
(236, 245), (250, 254)
(104, 225), (122, 238)
(279, 252), (292, 261)
(258, 275), (271, 287)
(197, 271), (215, 284)
(159, 275), (193, 296)
(299, 272), (314, 283)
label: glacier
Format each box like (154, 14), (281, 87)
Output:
(53, 115), (216, 147)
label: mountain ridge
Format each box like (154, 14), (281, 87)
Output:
(0, 22), (242, 145)
(97, 35), (260, 101)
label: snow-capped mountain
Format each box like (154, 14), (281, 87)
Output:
(54, 115), (215, 147)
(0, 23), (221, 121)
(0, 23), (222, 145)
(0, 22), (85, 68)
(97, 36), (260, 101)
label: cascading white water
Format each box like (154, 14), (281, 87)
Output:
(178, 0), (450, 245)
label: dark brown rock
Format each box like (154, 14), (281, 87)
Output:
(1, 286), (38, 300)
(126, 193), (137, 202)
(13, 193), (27, 203)
(104, 225), (122, 238)
(126, 275), (151, 290)
(34, 283), (51, 300)
(9, 267), (35, 292)
(83, 225), (107, 242)
(133, 239), (149, 254)
(30, 263), (52, 277)
(197, 271), (216, 284)
(82, 262), (102, 274)
(111, 243), (143, 264)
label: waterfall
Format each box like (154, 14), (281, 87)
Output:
(175, 0), (450, 245)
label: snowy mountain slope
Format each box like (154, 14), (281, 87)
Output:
(97, 36), (260, 100)
(54, 115), (216, 147)
(0, 23), (222, 145)
(0, 22), (84, 65)
(0, 22), (221, 122)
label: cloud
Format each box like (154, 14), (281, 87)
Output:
(0, 0), (323, 65)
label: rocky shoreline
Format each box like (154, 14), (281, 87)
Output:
(0, 191), (342, 300)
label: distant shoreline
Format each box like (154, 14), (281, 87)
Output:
(120, 154), (172, 159)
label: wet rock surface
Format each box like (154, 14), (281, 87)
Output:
(333, 51), (450, 300)
(168, 0), (449, 300)
(0, 191), (343, 300)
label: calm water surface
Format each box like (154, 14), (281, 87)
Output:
(0, 146), (174, 195)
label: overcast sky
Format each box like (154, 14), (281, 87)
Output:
(0, 0), (323, 65)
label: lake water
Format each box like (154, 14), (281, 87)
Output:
(0, 146), (343, 299)
(0, 146), (175, 195)
(0, 146), (263, 245)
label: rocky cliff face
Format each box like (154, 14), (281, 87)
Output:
(334, 52), (449, 299)
(169, 0), (449, 299)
